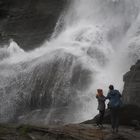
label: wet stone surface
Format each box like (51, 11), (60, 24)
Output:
(0, 123), (140, 140)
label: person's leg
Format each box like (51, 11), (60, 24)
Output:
(100, 110), (105, 126)
(110, 109), (115, 132)
(115, 108), (120, 132)
(96, 111), (100, 126)
(99, 110), (102, 125)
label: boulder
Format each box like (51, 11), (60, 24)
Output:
(123, 60), (140, 107)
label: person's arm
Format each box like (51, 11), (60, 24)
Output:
(106, 92), (110, 99)
(96, 94), (98, 99)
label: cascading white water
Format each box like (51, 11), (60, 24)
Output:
(0, 0), (140, 124)
(53, 0), (140, 94)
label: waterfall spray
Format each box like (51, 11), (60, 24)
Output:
(0, 0), (140, 124)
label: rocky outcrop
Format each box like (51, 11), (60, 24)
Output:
(0, 0), (67, 50)
(84, 105), (140, 126)
(0, 123), (140, 140)
(123, 60), (140, 107)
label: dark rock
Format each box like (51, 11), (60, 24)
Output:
(0, 123), (140, 140)
(83, 105), (140, 126)
(131, 120), (140, 130)
(0, 0), (67, 50)
(123, 60), (140, 107)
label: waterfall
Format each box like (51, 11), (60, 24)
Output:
(0, 0), (140, 124)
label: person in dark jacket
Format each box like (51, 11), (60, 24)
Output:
(96, 89), (106, 128)
(106, 85), (122, 133)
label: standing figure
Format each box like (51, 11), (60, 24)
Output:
(96, 89), (106, 128)
(106, 85), (122, 133)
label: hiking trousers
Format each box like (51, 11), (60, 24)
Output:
(110, 108), (120, 130)
(97, 110), (105, 125)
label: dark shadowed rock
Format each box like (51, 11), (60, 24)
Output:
(123, 60), (140, 107)
(131, 120), (140, 130)
(0, 0), (67, 50)
(83, 105), (140, 126)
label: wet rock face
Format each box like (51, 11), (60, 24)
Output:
(123, 60), (140, 107)
(0, 0), (66, 50)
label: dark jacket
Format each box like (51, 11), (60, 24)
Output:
(96, 95), (106, 111)
(106, 90), (122, 108)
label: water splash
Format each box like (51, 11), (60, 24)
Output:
(0, 0), (140, 124)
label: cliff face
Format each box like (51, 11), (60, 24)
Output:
(123, 60), (140, 107)
(0, 0), (66, 50)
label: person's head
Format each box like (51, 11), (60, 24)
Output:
(109, 85), (114, 90)
(97, 89), (103, 96)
